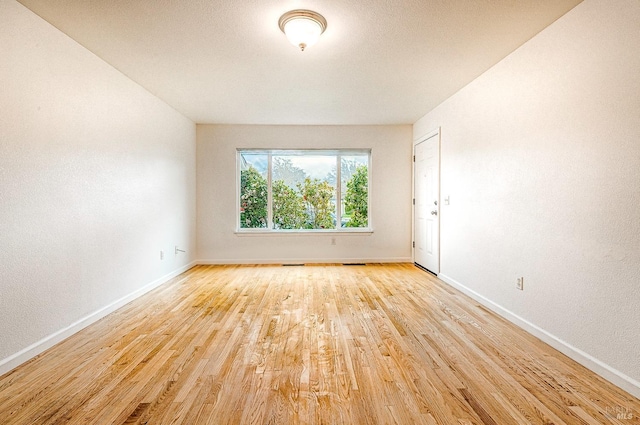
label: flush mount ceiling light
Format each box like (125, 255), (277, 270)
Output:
(278, 9), (327, 51)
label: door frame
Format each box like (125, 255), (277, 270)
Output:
(412, 127), (441, 273)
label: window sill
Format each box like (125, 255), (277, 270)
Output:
(235, 229), (373, 237)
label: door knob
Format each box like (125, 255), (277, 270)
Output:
(431, 210), (438, 216)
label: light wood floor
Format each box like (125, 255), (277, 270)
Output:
(0, 264), (638, 424)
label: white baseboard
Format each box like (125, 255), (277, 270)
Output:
(196, 257), (413, 265)
(7, 262), (635, 400)
(1, 258), (405, 376)
(437, 273), (640, 399)
(0, 261), (197, 376)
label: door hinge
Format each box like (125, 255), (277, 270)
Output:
(412, 198), (415, 205)
(413, 155), (415, 162)
(412, 241), (415, 248)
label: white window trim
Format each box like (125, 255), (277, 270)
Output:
(237, 149), (372, 233)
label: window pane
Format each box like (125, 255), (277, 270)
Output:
(272, 154), (336, 229)
(341, 155), (368, 228)
(237, 149), (370, 232)
(239, 153), (268, 228)
(272, 156), (306, 229)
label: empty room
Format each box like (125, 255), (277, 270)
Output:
(1, 0), (639, 423)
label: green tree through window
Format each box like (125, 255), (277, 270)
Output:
(344, 165), (368, 227)
(298, 177), (335, 229)
(272, 179), (306, 229)
(238, 150), (370, 231)
(240, 166), (268, 228)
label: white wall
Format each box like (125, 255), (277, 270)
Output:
(414, 0), (640, 396)
(197, 125), (412, 263)
(0, 1), (197, 373)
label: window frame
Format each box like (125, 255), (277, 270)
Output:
(236, 148), (372, 234)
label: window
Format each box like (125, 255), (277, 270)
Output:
(238, 149), (370, 232)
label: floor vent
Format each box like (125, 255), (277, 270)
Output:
(282, 264), (305, 267)
(342, 263), (366, 266)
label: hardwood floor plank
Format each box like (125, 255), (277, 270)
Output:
(0, 264), (638, 424)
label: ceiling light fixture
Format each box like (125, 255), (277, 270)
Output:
(278, 9), (327, 51)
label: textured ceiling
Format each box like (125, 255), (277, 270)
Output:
(17, 0), (582, 125)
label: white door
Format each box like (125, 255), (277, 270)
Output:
(414, 131), (440, 274)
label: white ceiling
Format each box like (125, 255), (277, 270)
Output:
(18, 0), (582, 125)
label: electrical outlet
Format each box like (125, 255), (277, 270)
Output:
(331, 237), (336, 246)
(516, 277), (524, 290)
(160, 250), (164, 260)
